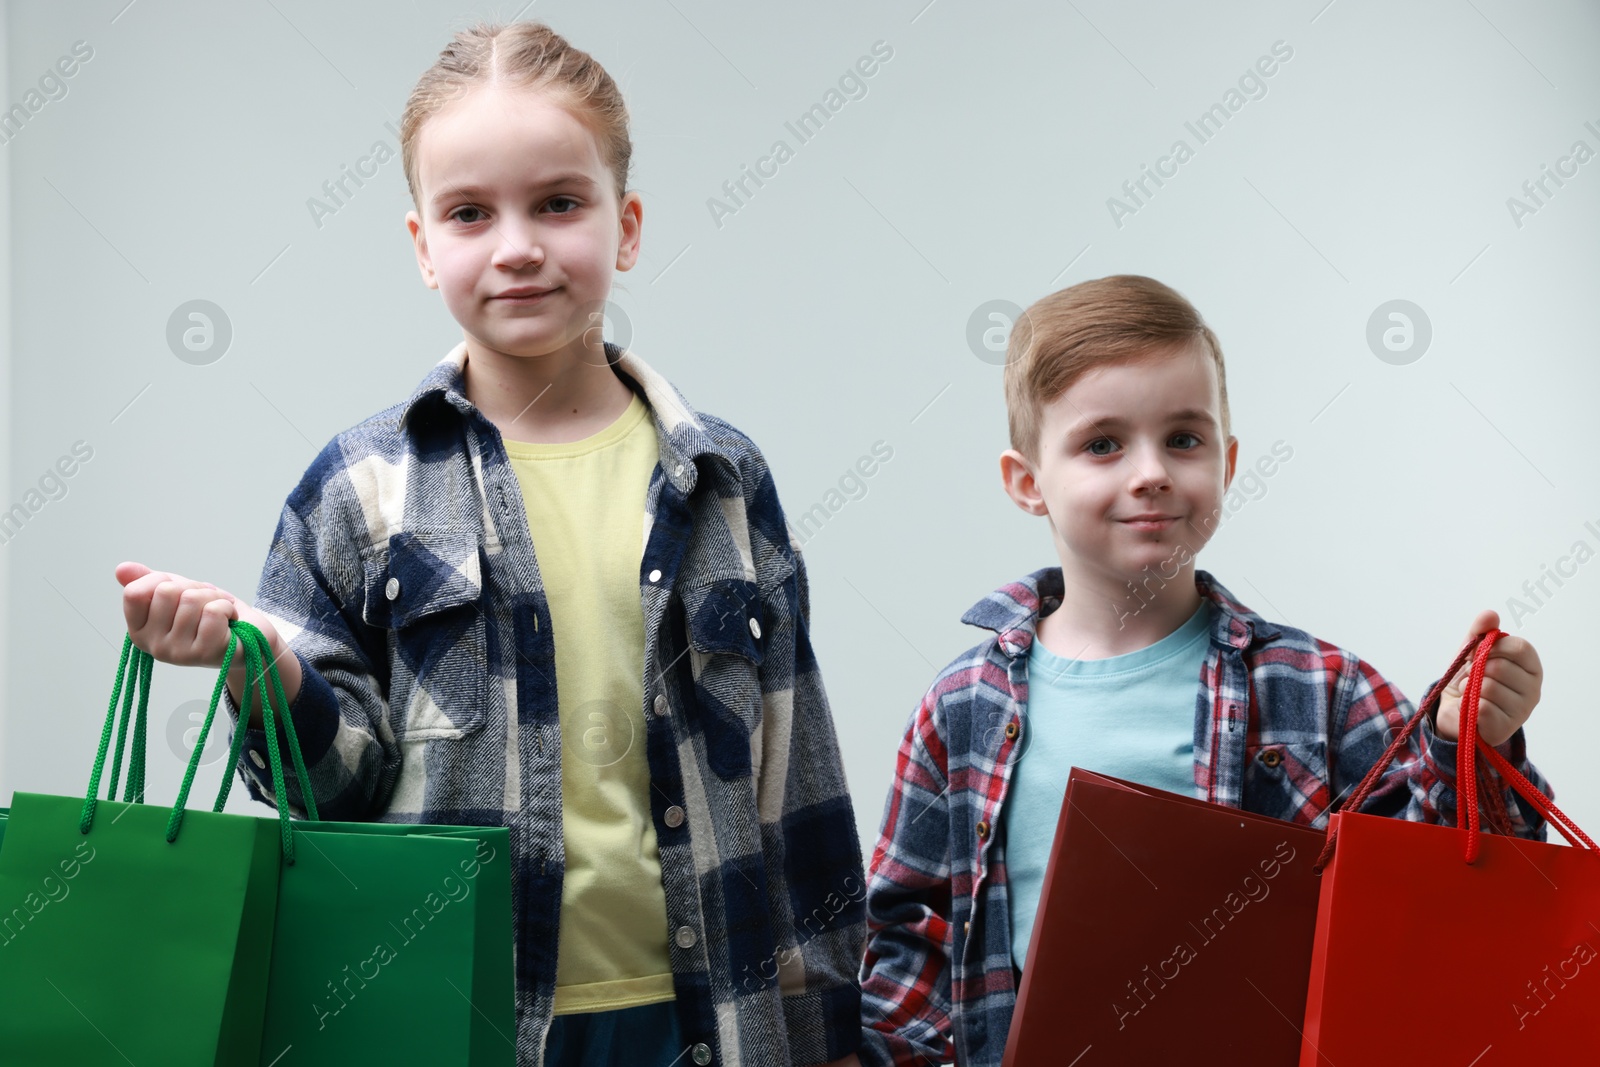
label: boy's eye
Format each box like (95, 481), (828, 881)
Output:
(448, 206), (486, 224)
(546, 196), (579, 214)
(1086, 438), (1119, 457)
(1170, 432), (1200, 449)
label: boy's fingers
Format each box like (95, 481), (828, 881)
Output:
(1461, 609), (1500, 642)
(1490, 635), (1542, 681)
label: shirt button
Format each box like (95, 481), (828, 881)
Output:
(648, 569), (662, 584)
(384, 577), (401, 601)
(674, 464), (685, 478)
(1260, 748), (1284, 769)
(748, 617), (761, 639)
(691, 1044), (712, 1066)
(675, 925), (698, 949)
(664, 805), (685, 828)
(249, 750), (267, 769)
(1004, 721), (1019, 740)
(976, 820), (990, 840)
(653, 694), (669, 717)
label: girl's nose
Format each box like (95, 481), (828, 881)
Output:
(491, 219), (545, 270)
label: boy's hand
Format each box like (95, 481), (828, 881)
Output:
(1433, 610), (1541, 748)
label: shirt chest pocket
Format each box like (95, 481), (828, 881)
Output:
(361, 530), (488, 740)
(679, 576), (767, 780)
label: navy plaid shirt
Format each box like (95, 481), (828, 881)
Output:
(225, 342), (865, 1067)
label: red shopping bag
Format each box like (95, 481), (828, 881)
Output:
(1300, 630), (1600, 1066)
(1002, 769), (1328, 1066)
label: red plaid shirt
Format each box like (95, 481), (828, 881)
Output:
(857, 568), (1548, 1067)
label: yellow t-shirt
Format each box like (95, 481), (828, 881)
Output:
(502, 392), (674, 1015)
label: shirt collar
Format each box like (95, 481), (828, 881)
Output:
(960, 567), (1281, 659)
(396, 341), (739, 494)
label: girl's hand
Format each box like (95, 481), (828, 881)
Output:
(117, 561), (256, 667)
(117, 562), (300, 728)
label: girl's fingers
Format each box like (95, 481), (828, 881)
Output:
(197, 599), (238, 664)
(122, 568), (183, 634)
(172, 586), (216, 643)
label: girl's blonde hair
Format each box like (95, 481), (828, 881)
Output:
(400, 21), (632, 209)
(1003, 275), (1230, 462)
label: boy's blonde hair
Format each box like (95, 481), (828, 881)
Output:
(1003, 275), (1230, 461)
(400, 22), (632, 209)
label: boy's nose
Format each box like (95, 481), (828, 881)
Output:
(1124, 450), (1173, 493)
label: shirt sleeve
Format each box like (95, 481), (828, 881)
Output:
(223, 452), (400, 822)
(752, 529), (869, 1066)
(858, 687), (956, 1067)
(1334, 656), (1549, 841)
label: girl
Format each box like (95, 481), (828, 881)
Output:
(119, 21), (864, 1067)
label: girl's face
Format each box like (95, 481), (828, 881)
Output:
(405, 86), (641, 366)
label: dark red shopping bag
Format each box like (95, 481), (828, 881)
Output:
(1300, 630), (1600, 1066)
(1003, 769), (1328, 1066)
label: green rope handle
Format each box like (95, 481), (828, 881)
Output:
(104, 640), (150, 804)
(211, 623), (319, 823)
(164, 625), (286, 855)
(80, 636), (153, 833)
(163, 627), (242, 828)
(127, 652), (151, 803)
(164, 621), (317, 862)
(82, 624), (320, 865)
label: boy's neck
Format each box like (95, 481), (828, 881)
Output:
(462, 339), (635, 445)
(1036, 562), (1206, 661)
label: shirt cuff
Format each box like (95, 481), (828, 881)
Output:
(223, 651), (340, 787)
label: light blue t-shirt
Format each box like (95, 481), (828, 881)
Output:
(1003, 602), (1212, 968)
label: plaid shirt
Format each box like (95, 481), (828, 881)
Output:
(225, 342), (865, 1067)
(857, 567), (1549, 1067)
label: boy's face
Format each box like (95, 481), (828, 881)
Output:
(1002, 342), (1239, 596)
(405, 87), (642, 363)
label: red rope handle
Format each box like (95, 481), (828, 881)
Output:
(1459, 630), (1491, 860)
(1316, 629), (1591, 872)
(1314, 635), (1479, 871)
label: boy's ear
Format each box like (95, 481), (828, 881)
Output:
(406, 211), (439, 290)
(1000, 449), (1048, 516)
(1223, 435), (1239, 491)
(615, 191), (644, 272)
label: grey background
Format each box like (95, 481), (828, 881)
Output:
(3, 0), (1597, 852)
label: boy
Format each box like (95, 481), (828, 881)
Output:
(854, 275), (1547, 1066)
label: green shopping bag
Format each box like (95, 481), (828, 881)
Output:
(258, 822), (515, 1066)
(236, 628), (516, 1066)
(0, 626), (304, 1066)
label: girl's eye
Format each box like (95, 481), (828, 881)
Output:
(1170, 432), (1200, 449)
(449, 206), (486, 224)
(1086, 438), (1119, 457)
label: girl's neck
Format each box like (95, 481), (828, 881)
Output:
(463, 338), (635, 445)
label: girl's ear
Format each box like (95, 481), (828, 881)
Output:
(615, 191), (644, 272)
(406, 211), (438, 290)
(1000, 449), (1048, 516)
